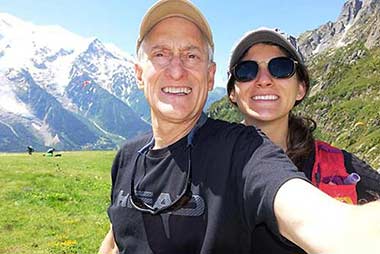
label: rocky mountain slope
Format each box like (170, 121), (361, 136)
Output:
(0, 13), (150, 151)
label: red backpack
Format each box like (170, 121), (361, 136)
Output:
(311, 140), (358, 204)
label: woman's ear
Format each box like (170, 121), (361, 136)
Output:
(229, 89), (237, 103)
(296, 81), (307, 101)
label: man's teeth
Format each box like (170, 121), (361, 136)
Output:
(252, 95), (278, 100)
(162, 87), (192, 94)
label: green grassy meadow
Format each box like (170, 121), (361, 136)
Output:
(0, 150), (116, 253)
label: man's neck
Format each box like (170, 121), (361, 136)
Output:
(151, 114), (201, 149)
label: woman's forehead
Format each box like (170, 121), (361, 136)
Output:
(242, 43), (286, 60)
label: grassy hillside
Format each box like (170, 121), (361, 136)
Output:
(296, 44), (380, 169)
(208, 43), (380, 169)
(0, 151), (116, 253)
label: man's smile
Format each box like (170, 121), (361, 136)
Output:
(162, 86), (192, 95)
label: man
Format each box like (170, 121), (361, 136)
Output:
(100, 1), (380, 253)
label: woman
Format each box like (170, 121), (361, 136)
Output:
(226, 27), (380, 254)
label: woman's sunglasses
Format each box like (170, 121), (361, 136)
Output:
(231, 56), (298, 82)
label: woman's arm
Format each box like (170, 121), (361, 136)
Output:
(275, 178), (380, 254)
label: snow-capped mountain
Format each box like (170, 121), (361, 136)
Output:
(0, 12), (150, 152)
(0, 12), (226, 152)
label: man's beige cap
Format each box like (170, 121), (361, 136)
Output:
(136, 0), (214, 53)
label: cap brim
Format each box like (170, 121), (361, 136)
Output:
(137, 0), (213, 52)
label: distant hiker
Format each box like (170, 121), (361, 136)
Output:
(46, 148), (55, 157)
(226, 27), (380, 254)
(27, 146), (34, 155)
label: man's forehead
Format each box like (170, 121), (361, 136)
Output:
(142, 17), (207, 50)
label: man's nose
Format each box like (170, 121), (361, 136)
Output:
(166, 55), (186, 80)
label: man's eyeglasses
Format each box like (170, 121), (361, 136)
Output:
(230, 56), (298, 82)
(129, 146), (193, 215)
(129, 113), (207, 215)
(149, 47), (207, 69)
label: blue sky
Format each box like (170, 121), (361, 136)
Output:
(0, 0), (346, 87)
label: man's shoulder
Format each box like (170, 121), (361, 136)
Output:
(200, 118), (265, 153)
(204, 118), (263, 141)
(119, 132), (153, 153)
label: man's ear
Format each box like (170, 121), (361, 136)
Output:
(134, 63), (144, 90)
(207, 62), (216, 91)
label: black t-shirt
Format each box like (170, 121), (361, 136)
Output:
(252, 144), (380, 254)
(107, 118), (307, 254)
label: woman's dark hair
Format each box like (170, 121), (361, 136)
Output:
(287, 113), (316, 169)
(279, 44), (315, 169)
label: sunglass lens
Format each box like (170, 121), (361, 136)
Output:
(234, 61), (258, 82)
(268, 57), (295, 78)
